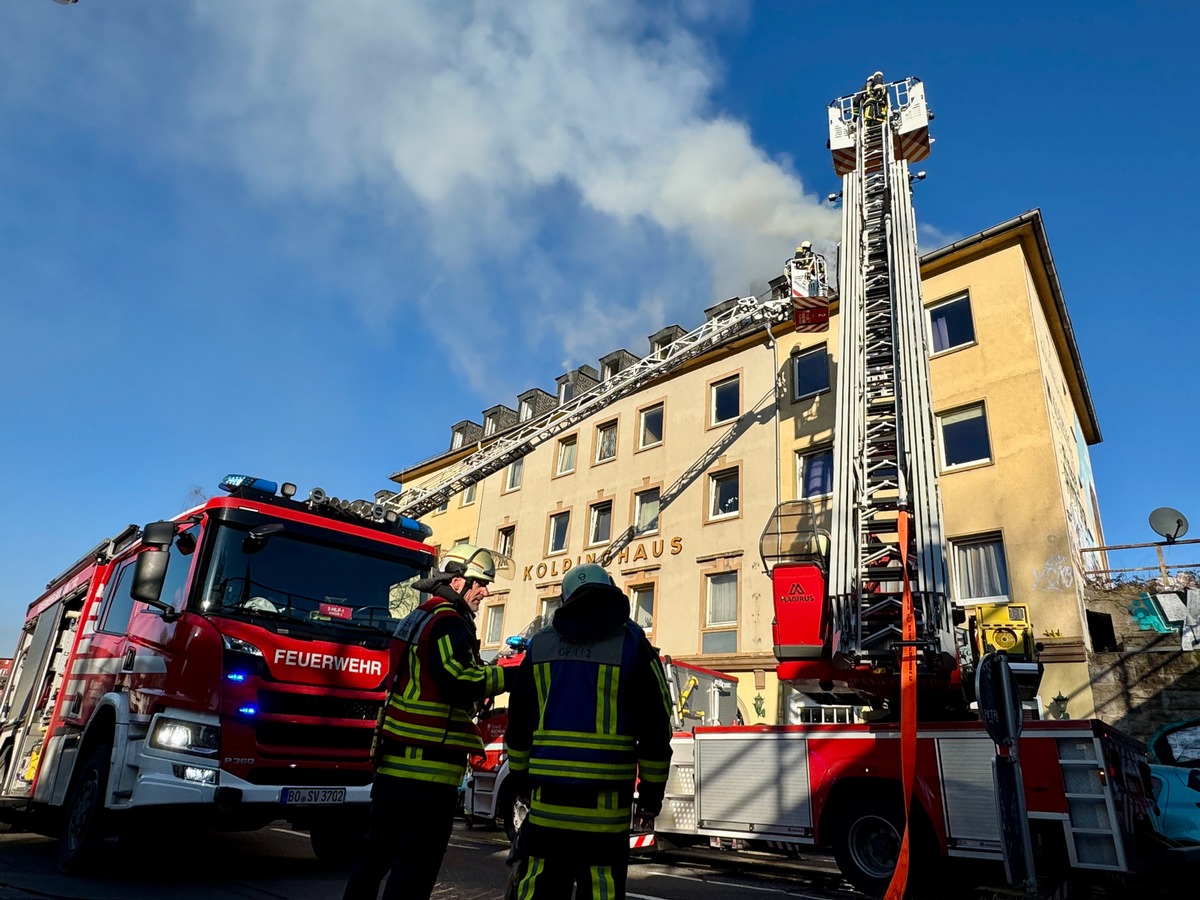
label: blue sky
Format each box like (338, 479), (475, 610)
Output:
(1, 2), (1197, 654)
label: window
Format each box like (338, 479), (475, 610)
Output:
(559, 382), (575, 404)
(703, 572), (738, 653)
(100, 560), (138, 634)
(952, 535), (1009, 604)
(595, 421), (617, 463)
(485, 604), (505, 645)
(793, 346), (830, 400)
(652, 340), (669, 360)
(589, 501), (613, 546)
(519, 400), (534, 422)
(603, 361), (619, 381)
(548, 512), (570, 554)
(639, 404), (664, 449)
(797, 448), (833, 499)
(461, 482), (477, 506)
(540, 596), (562, 628)
(711, 375), (740, 425)
(634, 488), (660, 535)
(709, 468), (740, 519)
(505, 457), (524, 491)
(929, 293), (976, 353)
(497, 525), (515, 558)
(556, 436), (577, 475)
(631, 584), (654, 635)
(485, 418), (497, 436)
(451, 431), (465, 450)
(939, 404), (991, 468)
(435, 497), (449, 513)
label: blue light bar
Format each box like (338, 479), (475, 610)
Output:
(219, 475), (278, 496)
(400, 517), (434, 537)
(226, 672), (247, 683)
(237, 705), (258, 716)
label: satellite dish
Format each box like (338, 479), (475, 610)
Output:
(1149, 507), (1189, 543)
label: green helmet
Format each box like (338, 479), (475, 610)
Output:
(562, 563), (614, 603)
(440, 544), (496, 584)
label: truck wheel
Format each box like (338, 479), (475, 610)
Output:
(830, 796), (905, 896)
(310, 816), (367, 868)
(497, 785), (525, 844)
(58, 743), (111, 874)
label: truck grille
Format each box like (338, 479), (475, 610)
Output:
(257, 690), (382, 721)
(254, 722), (373, 751)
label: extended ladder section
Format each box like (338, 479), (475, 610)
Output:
(827, 76), (955, 672)
(385, 296), (793, 519)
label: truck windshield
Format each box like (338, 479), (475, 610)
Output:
(195, 517), (427, 636)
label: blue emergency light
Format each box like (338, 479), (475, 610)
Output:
(237, 705), (258, 716)
(226, 672), (247, 683)
(219, 475), (278, 496)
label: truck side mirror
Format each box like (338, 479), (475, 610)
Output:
(131, 521), (179, 618)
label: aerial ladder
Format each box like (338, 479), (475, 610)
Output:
(762, 74), (1039, 716)
(381, 272), (832, 520)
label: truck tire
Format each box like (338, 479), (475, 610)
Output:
(830, 795), (905, 896)
(497, 783), (520, 843)
(310, 816), (367, 868)
(57, 743), (112, 874)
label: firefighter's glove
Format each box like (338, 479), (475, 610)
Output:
(632, 810), (656, 833)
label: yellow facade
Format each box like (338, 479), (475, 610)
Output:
(394, 211), (1102, 724)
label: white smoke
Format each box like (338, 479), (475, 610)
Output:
(185, 0), (839, 386)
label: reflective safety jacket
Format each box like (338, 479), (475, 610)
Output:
(505, 589), (673, 843)
(377, 595), (507, 786)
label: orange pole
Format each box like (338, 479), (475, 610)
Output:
(883, 511), (917, 900)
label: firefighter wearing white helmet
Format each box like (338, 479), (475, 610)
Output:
(344, 543), (507, 900)
(504, 563), (673, 898)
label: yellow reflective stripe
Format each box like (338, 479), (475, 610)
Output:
(534, 663), (550, 731)
(637, 758), (669, 782)
(381, 720), (482, 749)
(377, 750), (466, 786)
(595, 664), (605, 735)
(591, 865), (616, 900)
(532, 730), (635, 750)
(402, 645), (422, 701)
(388, 694), (451, 715)
(527, 805), (629, 833)
(604, 664), (619, 735)
(516, 855), (545, 900)
(529, 759), (635, 780)
(485, 664), (505, 694)
(507, 746), (530, 771)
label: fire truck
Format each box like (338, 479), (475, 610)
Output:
(376, 71), (1200, 895)
(0, 474), (435, 871)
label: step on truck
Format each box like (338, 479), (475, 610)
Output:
(0, 474), (435, 871)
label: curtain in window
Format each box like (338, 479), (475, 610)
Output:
(707, 572), (738, 625)
(802, 450), (833, 498)
(931, 313), (951, 353)
(955, 538), (1008, 599)
(598, 426), (617, 459)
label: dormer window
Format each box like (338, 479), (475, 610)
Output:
(451, 432), (464, 449)
(559, 382), (575, 404)
(519, 400), (534, 421)
(485, 418), (497, 436)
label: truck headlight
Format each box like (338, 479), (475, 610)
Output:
(222, 634), (264, 656)
(150, 717), (220, 757)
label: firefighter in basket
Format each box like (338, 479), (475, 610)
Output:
(343, 544), (508, 900)
(504, 563), (673, 899)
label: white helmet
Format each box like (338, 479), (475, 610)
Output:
(440, 544), (496, 584)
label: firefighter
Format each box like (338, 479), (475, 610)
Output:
(504, 563), (674, 899)
(342, 544), (508, 900)
(860, 71), (888, 125)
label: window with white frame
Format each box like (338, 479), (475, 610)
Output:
(793, 346), (830, 400)
(518, 399), (534, 421)
(451, 431), (465, 450)
(556, 435), (577, 475)
(589, 501), (612, 546)
(485, 604), (505, 645)
(497, 525), (515, 558)
(952, 534), (1009, 604)
(631, 584), (654, 635)
(547, 511), (570, 554)
(484, 418), (497, 436)
(797, 448), (833, 500)
(929, 293), (976, 354)
(639, 403), (664, 449)
(461, 482), (477, 506)
(711, 376), (740, 425)
(595, 421), (618, 463)
(703, 572), (738, 653)
(559, 382), (575, 404)
(634, 488), (660, 535)
(709, 468), (740, 519)
(505, 457), (524, 491)
(540, 596), (562, 628)
(603, 360), (620, 381)
(435, 498), (449, 513)
(938, 404), (991, 469)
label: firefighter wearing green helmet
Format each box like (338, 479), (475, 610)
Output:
(504, 563), (673, 898)
(344, 544), (509, 900)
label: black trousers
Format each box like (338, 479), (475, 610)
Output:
(342, 774), (458, 900)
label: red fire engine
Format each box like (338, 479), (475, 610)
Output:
(0, 474), (435, 872)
